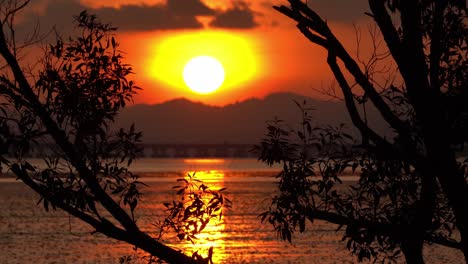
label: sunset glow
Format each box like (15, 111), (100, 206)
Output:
(147, 30), (259, 95)
(19, 0), (375, 106)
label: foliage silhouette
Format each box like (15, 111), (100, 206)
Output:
(0, 4), (228, 264)
(156, 173), (232, 243)
(257, 1), (467, 263)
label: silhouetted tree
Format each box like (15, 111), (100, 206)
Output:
(257, 1), (467, 263)
(0, 2), (228, 263)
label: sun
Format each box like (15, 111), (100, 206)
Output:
(147, 30), (261, 101)
(183, 55), (225, 94)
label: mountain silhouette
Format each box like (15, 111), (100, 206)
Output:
(115, 92), (390, 144)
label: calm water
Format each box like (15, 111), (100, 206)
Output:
(0, 158), (462, 263)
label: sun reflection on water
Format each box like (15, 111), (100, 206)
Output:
(182, 169), (227, 262)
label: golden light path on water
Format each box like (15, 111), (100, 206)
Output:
(181, 159), (227, 262)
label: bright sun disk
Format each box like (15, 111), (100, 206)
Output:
(183, 56), (225, 94)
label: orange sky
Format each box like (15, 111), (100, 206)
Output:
(19, 0), (376, 106)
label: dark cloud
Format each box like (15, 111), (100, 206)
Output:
(210, 2), (259, 29)
(15, 0), (265, 39)
(95, 0), (215, 31)
(17, 0), (216, 34)
(166, 0), (214, 16)
(306, 0), (370, 22)
(94, 0), (216, 30)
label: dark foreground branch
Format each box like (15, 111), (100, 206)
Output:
(11, 163), (198, 264)
(309, 209), (463, 250)
(274, 0), (408, 136)
(327, 51), (396, 156)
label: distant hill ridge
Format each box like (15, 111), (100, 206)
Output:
(115, 92), (388, 144)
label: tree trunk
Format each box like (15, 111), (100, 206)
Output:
(399, 162), (437, 264)
(401, 237), (425, 264)
(422, 115), (468, 262)
(434, 153), (468, 262)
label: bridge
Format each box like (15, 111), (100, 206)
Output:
(21, 143), (257, 158)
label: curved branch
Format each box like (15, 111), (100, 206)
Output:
(308, 209), (463, 250)
(368, 0), (404, 67)
(275, 0), (408, 136)
(327, 51), (396, 156)
(1, 0), (30, 25)
(11, 163), (198, 264)
(0, 83), (30, 106)
(12, 163), (103, 229)
(297, 23), (328, 48)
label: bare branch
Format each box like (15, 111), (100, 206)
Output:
(11, 163), (104, 231)
(274, 0), (409, 137)
(368, 0), (404, 66)
(327, 51), (396, 155)
(1, 0), (30, 25)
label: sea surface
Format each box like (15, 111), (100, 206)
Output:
(0, 158), (463, 263)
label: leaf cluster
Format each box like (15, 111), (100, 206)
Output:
(156, 173), (232, 243)
(37, 10), (139, 146)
